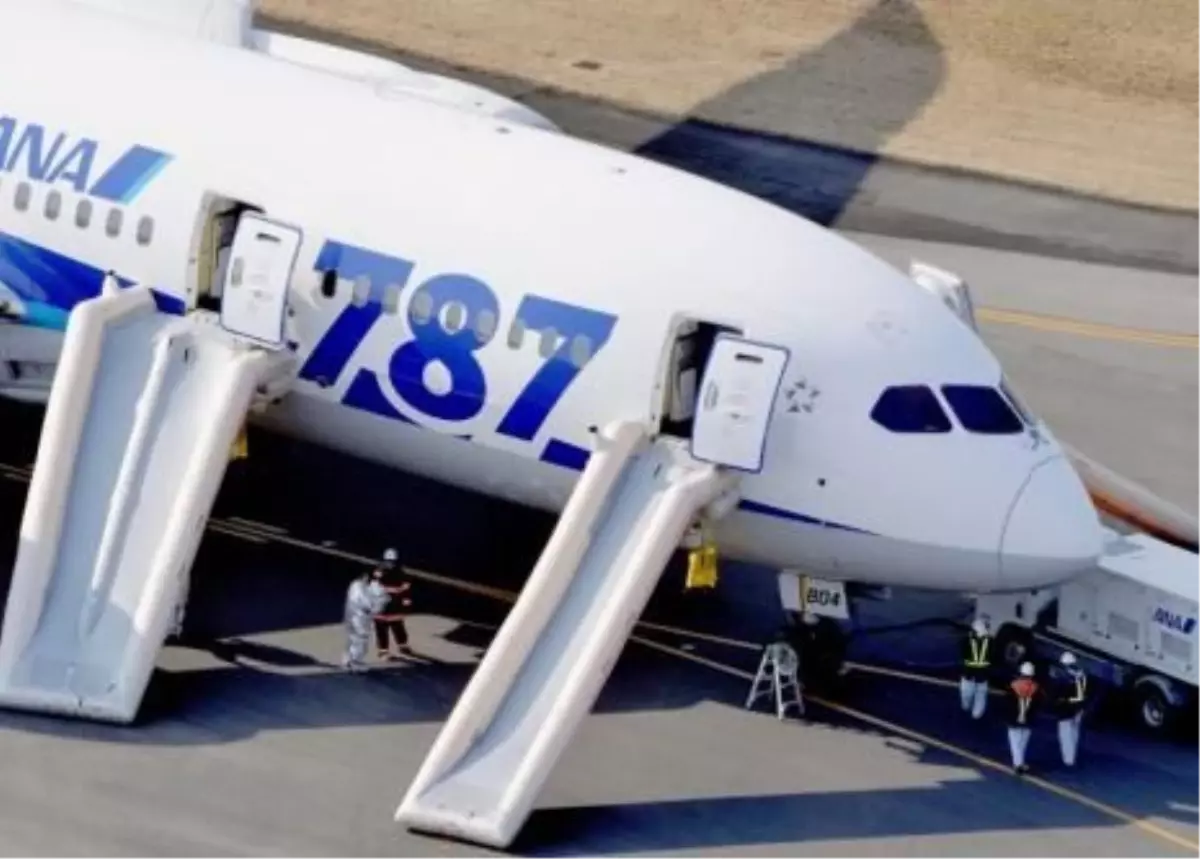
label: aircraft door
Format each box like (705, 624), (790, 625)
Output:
(219, 214), (301, 348)
(690, 334), (789, 473)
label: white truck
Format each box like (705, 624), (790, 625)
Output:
(975, 527), (1198, 734)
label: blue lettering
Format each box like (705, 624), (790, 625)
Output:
(298, 240), (414, 386)
(495, 295), (617, 440)
(390, 273), (497, 421)
(46, 139), (98, 192)
(0, 116), (168, 199)
(303, 238), (619, 442)
(4, 121), (66, 181)
(1153, 607), (1197, 635)
(0, 122), (99, 189)
(0, 117), (15, 166)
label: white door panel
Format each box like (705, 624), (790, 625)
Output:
(219, 215), (300, 347)
(691, 335), (789, 473)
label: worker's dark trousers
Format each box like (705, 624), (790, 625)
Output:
(374, 617), (408, 653)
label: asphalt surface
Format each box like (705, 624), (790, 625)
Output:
(846, 232), (1199, 516)
(264, 13), (1199, 275)
(0, 40), (1196, 852)
(0, 392), (1195, 857)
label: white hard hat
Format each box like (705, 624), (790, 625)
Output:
(1019, 662), (1035, 677)
(382, 548), (398, 562)
(1060, 651), (1077, 667)
(971, 618), (988, 636)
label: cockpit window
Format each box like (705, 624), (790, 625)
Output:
(999, 378), (1035, 426)
(870, 386), (952, 433)
(941, 385), (1024, 434)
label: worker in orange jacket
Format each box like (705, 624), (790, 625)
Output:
(372, 548), (412, 659)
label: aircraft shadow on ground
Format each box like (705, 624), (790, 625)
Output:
(263, 0), (946, 234)
(633, 0), (946, 229)
(512, 676), (1199, 853)
(517, 781), (1123, 856)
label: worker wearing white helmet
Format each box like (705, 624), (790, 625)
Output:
(1053, 651), (1088, 767)
(959, 617), (992, 720)
(1004, 661), (1041, 774)
(372, 548), (413, 660)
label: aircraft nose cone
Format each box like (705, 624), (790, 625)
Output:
(1000, 455), (1103, 589)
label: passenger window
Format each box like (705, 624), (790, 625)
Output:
(507, 318), (526, 349)
(539, 327), (559, 359)
(441, 300), (465, 334)
(382, 282), (402, 315)
(44, 191), (61, 221)
(351, 275), (371, 308)
(870, 385), (952, 433)
(941, 385), (1024, 434)
(319, 269), (337, 299)
(75, 199), (92, 228)
(474, 308), (497, 343)
(14, 182), (30, 212)
(136, 215), (154, 246)
(569, 334), (592, 368)
(105, 208), (123, 238)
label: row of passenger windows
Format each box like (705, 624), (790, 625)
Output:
(323, 272), (596, 368)
(870, 383), (1029, 435)
(3, 179), (155, 245)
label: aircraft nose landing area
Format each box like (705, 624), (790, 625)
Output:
(1000, 455), (1106, 589)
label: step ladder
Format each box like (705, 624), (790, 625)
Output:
(745, 640), (805, 719)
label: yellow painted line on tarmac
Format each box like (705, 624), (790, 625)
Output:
(633, 632), (1199, 855)
(0, 458), (1018, 696)
(228, 516), (288, 535)
(193, 514), (1200, 852)
(208, 521), (270, 545)
(635, 619), (762, 651)
(976, 307), (1198, 350)
(614, 618), (991, 694)
(0, 463), (29, 481)
(0, 459), (1192, 851)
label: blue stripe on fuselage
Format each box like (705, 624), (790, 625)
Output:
(0, 233), (872, 537)
(0, 231), (183, 328)
(537, 439), (873, 535)
(87, 146), (172, 204)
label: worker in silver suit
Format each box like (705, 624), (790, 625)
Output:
(342, 565), (390, 673)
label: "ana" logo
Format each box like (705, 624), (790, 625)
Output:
(0, 115), (171, 203)
(1153, 607), (1197, 636)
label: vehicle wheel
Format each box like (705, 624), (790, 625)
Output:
(1135, 683), (1176, 734)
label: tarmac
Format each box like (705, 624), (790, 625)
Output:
(259, 7), (1199, 275)
(0, 28), (1195, 852)
(0, 245), (1196, 854)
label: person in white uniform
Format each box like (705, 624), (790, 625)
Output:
(342, 569), (389, 673)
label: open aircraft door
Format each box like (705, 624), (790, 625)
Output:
(690, 334), (789, 473)
(219, 214), (300, 348)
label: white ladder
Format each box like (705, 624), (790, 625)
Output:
(745, 640), (805, 719)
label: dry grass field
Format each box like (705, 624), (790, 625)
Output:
(260, 0), (1197, 211)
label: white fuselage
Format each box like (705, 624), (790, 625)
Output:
(0, 0), (1103, 592)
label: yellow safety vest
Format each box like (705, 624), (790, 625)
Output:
(965, 636), (990, 668)
(685, 527), (718, 590)
(1016, 693), (1033, 723)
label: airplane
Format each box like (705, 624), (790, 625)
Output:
(0, 0), (1104, 846)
